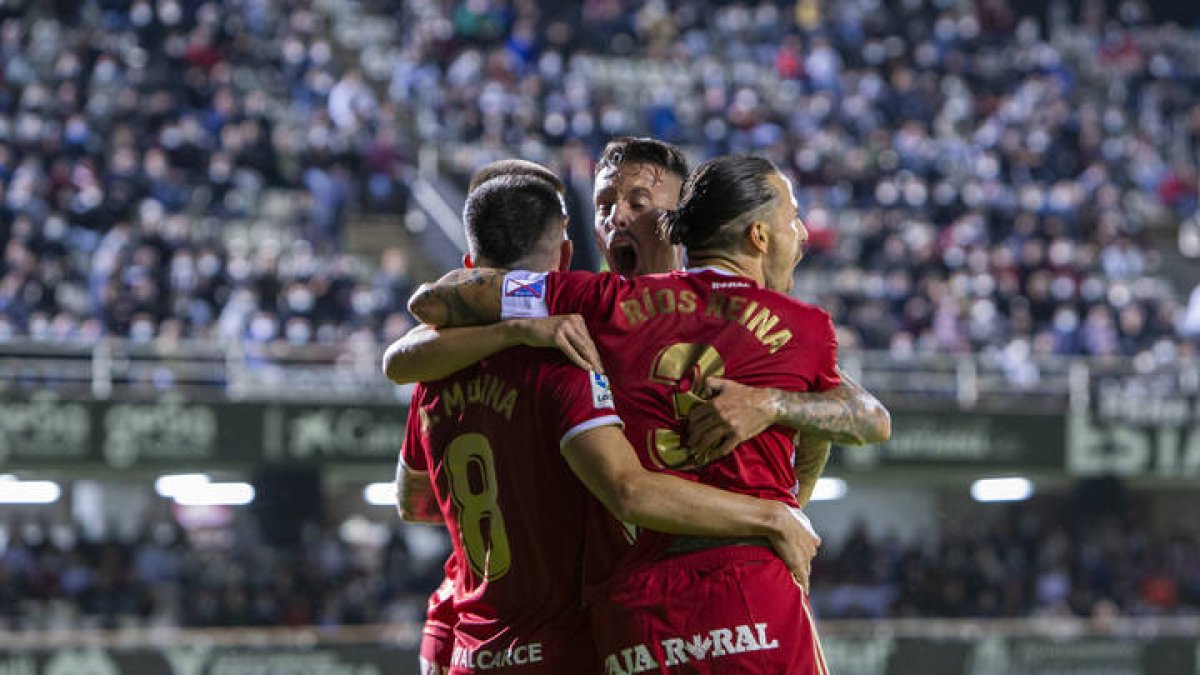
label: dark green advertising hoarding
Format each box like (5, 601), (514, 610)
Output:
(831, 410), (1065, 472)
(6, 391), (1198, 478)
(0, 393), (407, 469)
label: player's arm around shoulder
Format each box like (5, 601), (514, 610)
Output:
(381, 318), (604, 384)
(408, 268), (508, 327)
(560, 424), (820, 591)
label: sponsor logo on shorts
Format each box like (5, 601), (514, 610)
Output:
(451, 642), (543, 670)
(591, 372), (615, 409)
(504, 277), (545, 298)
(603, 622), (779, 674)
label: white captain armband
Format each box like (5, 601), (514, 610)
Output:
(500, 270), (550, 319)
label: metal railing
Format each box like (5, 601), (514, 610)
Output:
(1, 339), (1196, 409)
(0, 339), (405, 403)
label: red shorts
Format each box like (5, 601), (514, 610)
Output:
(421, 623), (453, 673)
(590, 544), (828, 675)
(422, 575), (457, 673)
(448, 620), (597, 674)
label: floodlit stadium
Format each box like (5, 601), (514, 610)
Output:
(1, 0), (1199, 673)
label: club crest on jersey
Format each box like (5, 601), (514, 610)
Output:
(504, 277), (545, 298)
(591, 372), (615, 409)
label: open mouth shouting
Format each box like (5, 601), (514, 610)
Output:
(607, 235), (640, 277)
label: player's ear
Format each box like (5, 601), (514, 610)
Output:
(463, 254), (475, 269)
(747, 220), (769, 254)
(557, 239), (574, 272)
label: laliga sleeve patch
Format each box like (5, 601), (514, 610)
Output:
(500, 270), (550, 319)
(590, 371), (615, 409)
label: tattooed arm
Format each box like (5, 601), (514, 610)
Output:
(792, 435), (833, 508)
(407, 269), (507, 327)
(687, 368), (891, 464)
(772, 369), (890, 445)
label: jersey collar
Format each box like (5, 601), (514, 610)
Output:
(685, 265), (736, 276)
(685, 265), (762, 288)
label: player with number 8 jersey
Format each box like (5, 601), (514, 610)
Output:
(401, 347), (622, 673)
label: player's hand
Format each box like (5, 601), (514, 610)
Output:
(767, 503), (820, 594)
(687, 378), (777, 465)
(510, 315), (605, 374)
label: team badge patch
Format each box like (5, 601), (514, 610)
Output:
(591, 372), (615, 409)
(504, 277), (545, 298)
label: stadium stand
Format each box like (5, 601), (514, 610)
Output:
(0, 0), (417, 352)
(2, 0), (1197, 365)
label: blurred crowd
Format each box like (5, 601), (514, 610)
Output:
(2, 0), (1200, 366)
(3, 498), (1197, 630)
(1, 0), (415, 350)
(814, 502), (1200, 620)
(0, 517), (444, 631)
(389, 0), (1200, 366)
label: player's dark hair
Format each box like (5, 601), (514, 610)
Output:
(468, 159), (565, 194)
(463, 175), (565, 267)
(597, 137), (689, 183)
(659, 155), (780, 251)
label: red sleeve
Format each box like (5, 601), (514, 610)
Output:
(545, 271), (628, 324)
(399, 386), (429, 472)
(770, 304), (840, 393)
(801, 308), (841, 392)
(542, 364), (623, 448)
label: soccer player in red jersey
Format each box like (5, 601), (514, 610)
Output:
(408, 155), (850, 674)
(394, 160), (600, 675)
(401, 172), (819, 674)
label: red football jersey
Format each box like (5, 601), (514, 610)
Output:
(400, 347), (621, 671)
(501, 268), (841, 582)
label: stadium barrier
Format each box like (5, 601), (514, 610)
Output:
(0, 620), (1197, 675)
(2, 385), (1198, 480)
(2, 339), (1195, 407)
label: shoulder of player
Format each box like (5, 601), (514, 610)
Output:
(751, 289), (831, 322)
(782, 295), (831, 320)
(547, 269), (624, 285)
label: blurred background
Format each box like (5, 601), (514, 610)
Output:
(1, 0), (1199, 673)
